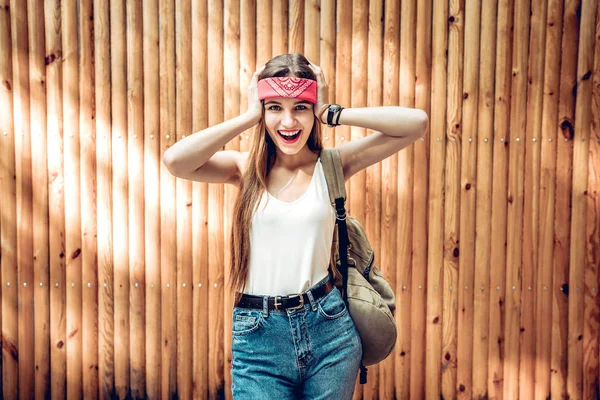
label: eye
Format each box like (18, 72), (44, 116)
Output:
(296, 105), (309, 111)
(266, 105), (281, 111)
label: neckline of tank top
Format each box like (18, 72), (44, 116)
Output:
(266, 157), (321, 205)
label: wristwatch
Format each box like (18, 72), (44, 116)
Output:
(327, 104), (343, 127)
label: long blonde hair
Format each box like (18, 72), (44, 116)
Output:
(229, 53), (325, 297)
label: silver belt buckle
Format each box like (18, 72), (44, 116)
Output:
(287, 294), (305, 310)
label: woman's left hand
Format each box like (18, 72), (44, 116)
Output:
(308, 61), (329, 123)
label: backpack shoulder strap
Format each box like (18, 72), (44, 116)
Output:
(320, 148), (347, 203)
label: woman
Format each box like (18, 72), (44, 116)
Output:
(163, 53), (428, 399)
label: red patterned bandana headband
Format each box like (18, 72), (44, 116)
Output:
(257, 77), (317, 104)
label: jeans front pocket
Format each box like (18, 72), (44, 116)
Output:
(232, 308), (263, 337)
(317, 287), (348, 320)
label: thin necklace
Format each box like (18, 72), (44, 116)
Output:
(275, 172), (298, 197)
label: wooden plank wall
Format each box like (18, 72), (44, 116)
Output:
(0, 0), (599, 399)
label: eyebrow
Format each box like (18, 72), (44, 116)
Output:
(264, 100), (311, 105)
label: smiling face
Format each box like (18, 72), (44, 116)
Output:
(263, 97), (316, 155)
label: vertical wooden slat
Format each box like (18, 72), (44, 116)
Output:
(256, 0), (272, 65)
(62, 0), (83, 396)
(412, 0), (431, 391)
(381, 0), (399, 398)
(534, 0), (563, 397)
(0, 0), (17, 398)
(504, 0), (530, 398)
(240, 0), (255, 155)
(159, 0), (178, 397)
(126, 0), (146, 396)
(192, 1), (210, 397)
(208, 0), (225, 396)
(583, 4), (600, 398)
(520, 0), (548, 397)
(472, 0), (496, 397)
(552, 0), (579, 397)
(456, 0), (478, 397)
(272, 0), (288, 56)
(10, 1), (34, 399)
(304, 0), (319, 62)
(175, 0), (193, 397)
(223, 3), (240, 398)
(366, 1), (383, 397)
(289, 0), (304, 54)
(425, 0), (447, 396)
(398, 0), (416, 398)
(403, 0), (426, 398)
(44, 1), (68, 397)
(95, 0), (115, 396)
(319, 0), (335, 149)
(28, 1), (51, 398)
(79, 0), (98, 397)
(568, 0), (597, 397)
(143, 0), (161, 398)
(111, 0), (130, 397)
(487, 0), (513, 398)
(335, 0), (352, 206)
(351, 0), (368, 397)
(442, 0), (464, 398)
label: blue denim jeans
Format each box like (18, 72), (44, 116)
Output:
(231, 276), (363, 399)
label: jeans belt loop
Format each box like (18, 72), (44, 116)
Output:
(305, 289), (318, 311)
(262, 296), (269, 318)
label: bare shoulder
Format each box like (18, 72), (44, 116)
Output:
(169, 150), (250, 186)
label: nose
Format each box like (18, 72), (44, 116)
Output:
(281, 109), (297, 128)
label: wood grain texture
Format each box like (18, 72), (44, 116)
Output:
(175, 0), (193, 397)
(442, 0), (464, 398)
(552, 0), (579, 397)
(127, 0), (146, 397)
(456, 0), (479, 396)
(0, 1), (598, 397)
(79, 0), (99, 397)
(519, 1), (548, 398)
(28, 1), (51, 398)
(426, 0), (448, 397)
(143, 0), (161, 398)
(110, 0), (131, 397)
(568, 0), (597, 397)
(223, 1), (240, 398)
(95, 0), (115, 397)
(192, 1), (210, 398)
(534, 0), (562, 395)
(471, 0), (496, 397)
(0, 3), (17, 398)
(62, 0), (83, 396)
(487, 0), (513, 398)
(208, 0), (225, 397)
(584, 5), (600, 398)
(10, 1), (34, 399)
(44, 1), (69, 398)
(159, 0), (178, 397)
(351, 1), (368, 395)
(381, 0), (400, 397)
(367, 1), (384, 398)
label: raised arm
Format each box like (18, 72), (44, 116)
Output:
(332, 106), (429, 182)
(162, 66), (264, 185)
(309, 62), (428, 182)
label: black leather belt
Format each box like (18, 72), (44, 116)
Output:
(236, 279), (334, 311)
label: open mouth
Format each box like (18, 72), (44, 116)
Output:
(277, 130), (302, 144)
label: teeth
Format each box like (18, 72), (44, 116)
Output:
(279, 130), (300, 137)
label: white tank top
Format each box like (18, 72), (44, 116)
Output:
(244, 158), (336, 296)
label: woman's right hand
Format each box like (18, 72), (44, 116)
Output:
(246, 65), (265, 123)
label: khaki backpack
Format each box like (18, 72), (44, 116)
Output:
(320, 148), (397, 384)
